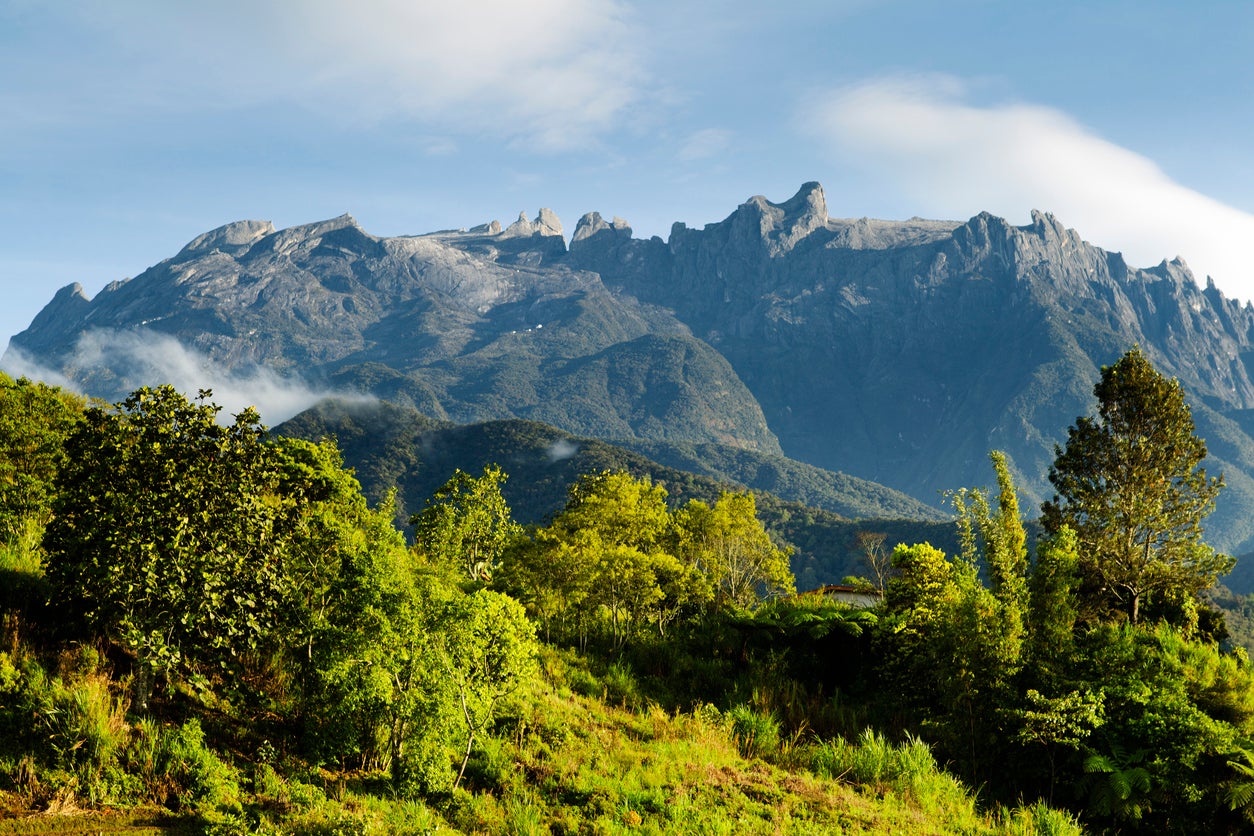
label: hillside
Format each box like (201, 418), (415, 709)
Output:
(273, 399), (953, 590)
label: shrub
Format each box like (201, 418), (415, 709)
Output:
(728, 704), (781, 760)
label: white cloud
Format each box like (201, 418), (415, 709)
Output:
(2, 329), (371, 426)
(678, 128), (732, 161)
(808, 75), (1254, 300)
(547, 438), (579, 462)
(27, 0), (647, 152)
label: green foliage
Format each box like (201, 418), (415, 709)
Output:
(0, 374), (83, 551)
(411, 464), (522, 583)
(1025, 527), (1082, 690)
(3, 373), (1251, 834)
(1043, 347), (1232, 624)
(43, 386), (293, 703)
(674, 491), (795, 610)
(500, 474), (795, 648)
(435, 589), (538, 790)
(728, 704), (781, 759)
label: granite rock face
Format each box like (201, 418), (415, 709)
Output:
(7, 209), (781, 456)
(13, 183), (1254, 556)
(569, 184), (1254, 554)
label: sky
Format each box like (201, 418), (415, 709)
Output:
(3, 0), (1254, 358)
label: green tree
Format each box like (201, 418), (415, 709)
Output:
(1075, 622), (1254, 831)
(411, 465), (521, 583)
(1042, 347), (1231, 624)
(435, 589), (537, 790)
(1015, 688), (1104, 804)
(43, 386), (291, 707)
(1024, 526), (1083, 691)
(497, 528), (597, 644)
(271, 438), (427, 772)
(0, 373), (83, 554)
(877, 455), (1034, 785)
(546, 472), (682, 644)
(673, 491), (795, 611)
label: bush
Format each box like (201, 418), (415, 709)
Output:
(809, 728), (936, 796)
(0, 653), (131, 805)
(126, 717), (241, 813)
(728, 705), (781, 760)
(602, 661), (641, 709)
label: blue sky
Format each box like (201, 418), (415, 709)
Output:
(3, 0), (1254, 355)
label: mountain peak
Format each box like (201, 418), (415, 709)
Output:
(729, 181), (830, 255)
(501, 208), (564, 239)
(177, 220), (276, 258)
(571, 212), (632, 243)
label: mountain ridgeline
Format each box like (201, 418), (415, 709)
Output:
(11, 182), (1254, 566)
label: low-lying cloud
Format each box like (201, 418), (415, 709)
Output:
(809, 75), (1254, 301)
(547, 438), (579, 463)
(2, 329), (371, 426)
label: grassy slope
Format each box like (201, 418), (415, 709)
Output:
(0, 646), (1074, 835)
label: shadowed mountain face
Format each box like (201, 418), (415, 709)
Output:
(569, 183), (1254, 558)
(11, 183), (1254, 559)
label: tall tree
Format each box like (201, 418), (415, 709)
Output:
(412, 465), (521, 583)
(673, 491), (795, 611)
(1041, 347), (1231, 624)
(43, 386), (291, 706)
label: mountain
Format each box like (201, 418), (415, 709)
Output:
(10, 213), (780, 457)
(569, 183), (1254, 557)
(11, 182), (1254, 564)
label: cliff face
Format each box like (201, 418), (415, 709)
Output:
(569, 183), (1254, 552)
(12, 183), (1254, 555)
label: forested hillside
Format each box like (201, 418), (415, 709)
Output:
(3, 350), (1254, 833)
(273, 398), (951, 590)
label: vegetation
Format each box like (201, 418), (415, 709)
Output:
(273, 400), (952, 594)
(1043, 346), (1232, 624)
(2, 348), (1253, 833)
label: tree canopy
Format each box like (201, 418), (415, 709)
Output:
(43, 386), (294, 705)
(1041, 347), (1231, 624)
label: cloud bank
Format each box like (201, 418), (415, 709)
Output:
(2, 329), (369, 426)
(810, 76), (1254, 301)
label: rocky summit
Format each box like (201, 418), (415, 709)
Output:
(11, 183), (1254, 560)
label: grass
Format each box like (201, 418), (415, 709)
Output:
(0, 643), (1080, 836)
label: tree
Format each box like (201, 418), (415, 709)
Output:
(411, 465), (521, 583)
(436, 589), (537, 791)
(1042, 347), (1231, 624)
(0, 374), (83, 553)
(673, 492), (795, 611)
(855, 530), (893, 596)
(1025, 526), (1083, 691)
(43, 386), (291, 707)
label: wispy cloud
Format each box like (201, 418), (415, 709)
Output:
(677, 128), (732, 162)
(8, 0), (647, 153)
(547, 438), (579, 462)
(808, 75), (1254, 299)
(2, 329), (370, 426)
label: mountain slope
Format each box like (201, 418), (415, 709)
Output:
(569, 183), (1254, 554)
(272, 398), (944, 524)
(272, 399), (953, 590)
